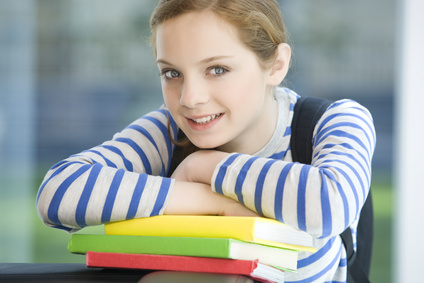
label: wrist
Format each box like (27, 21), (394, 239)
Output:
(182, 150), (230, 184)
(164, 181), (222, 215)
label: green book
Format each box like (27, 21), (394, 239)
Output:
(68, 234), (298, 271)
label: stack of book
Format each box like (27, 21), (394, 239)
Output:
(68, 215), (316, 283)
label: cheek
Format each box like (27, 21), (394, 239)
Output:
(222, 72), (266, 105)
(162, 88), (181, 123)
(162, 84), (178, 107)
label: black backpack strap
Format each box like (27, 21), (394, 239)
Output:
(290, 96), (332, 164)
(167, 130), (186, 177)
(345, 191), (373, 283)
(341, 193), (372, 283)
(290, 96), (371, 283)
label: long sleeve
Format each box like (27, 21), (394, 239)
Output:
(211, 98), (376, 239)
(211, 94), (376, 282)
(36, 108), (178, 232)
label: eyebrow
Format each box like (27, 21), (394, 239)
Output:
(200, 55), (234, 64)
(156, 55), (234, 66)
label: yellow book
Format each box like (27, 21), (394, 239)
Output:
(105, 215), (316, 253)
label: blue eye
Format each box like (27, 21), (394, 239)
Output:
(209, 66), (228, 75)
(162, 69), (181, 79)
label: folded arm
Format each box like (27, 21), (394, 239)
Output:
(211, 100), (376, 238)
(36, 109), (178, 232)
(36, 108), (257, 232)
(171, 100), (376, 239)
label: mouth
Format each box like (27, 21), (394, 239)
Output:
(189, 113), (224, 125)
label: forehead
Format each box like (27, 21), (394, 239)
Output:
(155, 11), (249, 63)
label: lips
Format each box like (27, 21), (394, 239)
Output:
(189, 113), (223, 124)
(184, 112), (224, 131)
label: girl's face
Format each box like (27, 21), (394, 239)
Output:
(156, 11), (282, 154)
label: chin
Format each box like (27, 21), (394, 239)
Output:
(189, 138), (223, 150)
(192, 143), (219, 150)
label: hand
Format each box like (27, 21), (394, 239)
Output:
(164, 180), (259, 217)
(220, 199), (260, 217)
(166, 150), (259, 217)
(171, 150), (230, 185)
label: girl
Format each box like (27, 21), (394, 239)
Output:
(36, 0), (376, 282)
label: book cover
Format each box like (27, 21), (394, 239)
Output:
(68, 234), (298, 271)
(86, 251), (285, 283)
(104, 215), (315, 252)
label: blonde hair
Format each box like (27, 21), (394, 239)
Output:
(150, 0), (290, 69)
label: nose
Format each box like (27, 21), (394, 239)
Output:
(180, 77), (210, 108)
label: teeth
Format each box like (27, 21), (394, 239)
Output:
(192, 114), (221, 124)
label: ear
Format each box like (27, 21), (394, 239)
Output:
(266, 43), (291, 86)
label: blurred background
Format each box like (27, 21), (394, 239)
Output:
(0, 0), (395, 282)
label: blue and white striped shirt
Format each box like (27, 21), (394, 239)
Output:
(36, 87), (376, 282)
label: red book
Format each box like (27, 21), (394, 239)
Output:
(86, 251), (285, 283)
